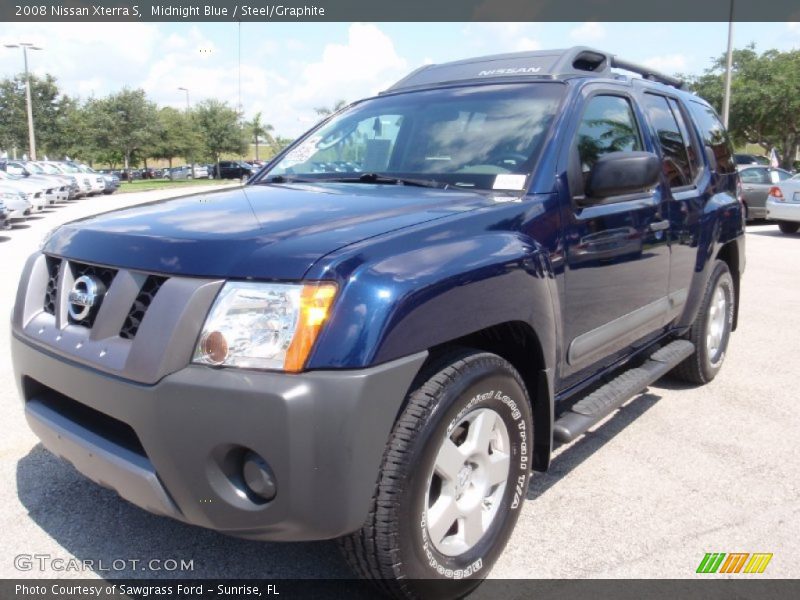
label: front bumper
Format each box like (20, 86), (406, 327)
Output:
(766, 198), (800, 223)
(12, 335), (426, 541)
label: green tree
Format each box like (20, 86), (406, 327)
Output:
(313, 99), (347, 117)
(150, 106), (200, 168)
(248, 112), (274, 160)
(193, 99), (244, 172)
(0, 73), (75, 159)
(268, 135), (294, 157)
(89, 88), (159, 169)
(688, 45), (800, 169)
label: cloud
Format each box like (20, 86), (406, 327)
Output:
(460, 23), (541, 55)
(0, 22), (408, 139)
(569, 22), (606, 42)
(642, 54), (688, 73)
(291, 23), (407, 105)
(515, 37), (541, 52)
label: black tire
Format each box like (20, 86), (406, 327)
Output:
(778, 221), (799, 234)
(672, 260), (735, 384)
(340, 350), (533, 599)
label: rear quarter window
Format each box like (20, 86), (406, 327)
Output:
(686, 101), (736, 175)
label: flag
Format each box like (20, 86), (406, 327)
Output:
(769, 148), (779, 168)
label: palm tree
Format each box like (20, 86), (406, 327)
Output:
(313, 99), (348, 117)
(249, 112), (274, 160)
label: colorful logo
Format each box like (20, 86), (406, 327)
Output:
(696, 553), (773, 574)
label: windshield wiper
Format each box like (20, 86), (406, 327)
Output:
(316, 173), (450, 189)
(260, 175), (319, 185)
(261, 172), (451, 190)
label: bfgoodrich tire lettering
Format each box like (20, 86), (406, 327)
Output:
(672, 260), (735, 384)
(339, 350), (533, 599)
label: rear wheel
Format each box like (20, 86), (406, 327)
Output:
(778, 221), (799, 234)
(340, 350), (532, 598)
(672, 260), (734, 384)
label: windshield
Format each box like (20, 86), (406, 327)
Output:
(25, 162), (45, 174)
(37, 163), (61, 175)
(263, 83), (564, 191)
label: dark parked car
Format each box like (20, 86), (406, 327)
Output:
(737, 165), (793, 219)
(210, 160), (254, 179)
(734, 153), (769, 166)
(12, 47), (744, 596)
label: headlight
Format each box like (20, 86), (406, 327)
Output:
(193, 281), (337, 372)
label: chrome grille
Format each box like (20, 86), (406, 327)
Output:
(17, 253), (223, 384)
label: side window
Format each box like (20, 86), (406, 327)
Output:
(774, 169), (792, 182)
(642, 93), (693, 188)
(668, 98), (702, 180)
(575, 95), (642, 181)
(739, 168), (766, 184)
(686, 101), (736, 175)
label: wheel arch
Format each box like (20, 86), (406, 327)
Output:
(715, 239), (741, 331)
(418, 321), (555, 473)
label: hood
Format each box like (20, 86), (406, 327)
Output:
(20, 175), (62, 189)
(0, 177), (44, 193)
(44, 183), (493, 279)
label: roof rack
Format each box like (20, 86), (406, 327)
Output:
(383, 46), (684, 94)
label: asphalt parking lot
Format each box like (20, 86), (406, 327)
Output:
(0, 192), (797, 581)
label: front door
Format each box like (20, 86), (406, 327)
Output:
(562, 91), (671, 374)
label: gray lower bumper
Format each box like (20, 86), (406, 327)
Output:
(12, 335), (426, 541)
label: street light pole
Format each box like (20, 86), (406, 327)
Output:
(177, 86), (190, 111)
(178, 87), (193, 176)
(722, 0), (735, 128)
(5, 42), (42, 160)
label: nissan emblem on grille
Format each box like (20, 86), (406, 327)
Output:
(67, 275), (104, 321)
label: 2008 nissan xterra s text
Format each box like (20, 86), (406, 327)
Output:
(12, 48), (744, 598)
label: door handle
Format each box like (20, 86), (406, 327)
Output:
(649, 220), (670, 232)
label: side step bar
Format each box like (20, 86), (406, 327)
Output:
(553, 340), (695, 444)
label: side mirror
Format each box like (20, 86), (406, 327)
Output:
(585, 151), (661, 200)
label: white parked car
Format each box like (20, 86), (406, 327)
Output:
(192, 164), (210, 179)
(0, 171), (47, 211)
(0, 185), (33, 222)
(32, 162), (75, 201)
(44, 162), (93, 197)
(73, 163), (107, 195)
(766, 173), (800, 234)
(39, 162), (84, 198)
(2, 160), (67, 205)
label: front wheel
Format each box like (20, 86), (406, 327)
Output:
(672, 260), (735, 384)
(340, 350), (533, 598)
(778, 221), (799, 234)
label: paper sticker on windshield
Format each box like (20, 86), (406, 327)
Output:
(493, 174), (527, 190)
(283, 135), (321, 165)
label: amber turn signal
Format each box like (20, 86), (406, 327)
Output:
(284, 283), (337, 372)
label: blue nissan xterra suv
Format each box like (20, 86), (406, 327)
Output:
(12, 47), (744, 597)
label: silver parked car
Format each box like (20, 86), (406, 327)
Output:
(737, 165), (793, 220)
(0, 185), (33, 222)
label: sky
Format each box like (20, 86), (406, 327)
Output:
(0, 21), (798, 137)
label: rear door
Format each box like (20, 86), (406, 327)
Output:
(639, 92), (704, 312)
(561, 89), (671, 375)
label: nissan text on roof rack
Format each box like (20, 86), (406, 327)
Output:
(11, 47), (744, 597)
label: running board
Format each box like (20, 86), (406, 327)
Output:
(553, 340), (695, 444)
